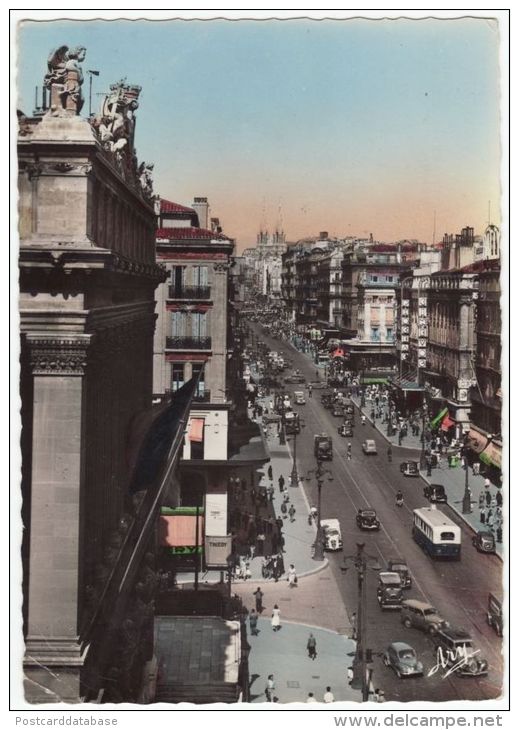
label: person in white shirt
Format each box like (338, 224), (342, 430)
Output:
(306, 692), (318, 703)
(323, 686), (335, 703)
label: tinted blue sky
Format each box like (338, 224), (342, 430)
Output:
(15, 17), (502, 249)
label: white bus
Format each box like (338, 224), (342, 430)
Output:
(412, 508), (461, 560)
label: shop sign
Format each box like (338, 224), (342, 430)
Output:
(205, 535), (233, 568)
(166, 546), (203, 555)
(480, 441), (502, 469)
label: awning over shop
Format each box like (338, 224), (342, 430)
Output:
(480, 440), (502, 469)
(440, 414), (456, 431)
(466, 426), (490, 455)
(429, 407), (448, 429)
(389, 375), (424, 391)
(189, 418), (205, 442)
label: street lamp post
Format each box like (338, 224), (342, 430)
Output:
(307, 459), (333, 562)
(289, 420), (305, 487)
(342, 543), (379, 702)
(278, 392), (286, 445)
(462, 442), (472, 514)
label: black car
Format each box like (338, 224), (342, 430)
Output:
(338, 423), (354, 437)
(356, 508), (380, 531)
(423, 484), (447, 503)
(432, 627), (488, 677)
(472, 531), (496, 554)
(284, 374), (306, 384)
(400, 460), (420, 477)
(332, 405), (345, 417)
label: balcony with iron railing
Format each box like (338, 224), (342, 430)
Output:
(165, 336), (212, 350)
(168, 285), (211, 300)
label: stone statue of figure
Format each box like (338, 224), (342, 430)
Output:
(44, 45), (86, 114)
(95, 81), (140, 154)
(138, 162), (154, 197)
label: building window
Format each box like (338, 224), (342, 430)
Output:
(371, 327), (380, 342)
(192, 266), (208, 286)
(171, 311), (188, 336)
(386, 328), (393, 341)
(192, 363), (205, 397)
(191, 312), (207, 338)
(372, 276), (378, 283)
(171, 363), (185, 391)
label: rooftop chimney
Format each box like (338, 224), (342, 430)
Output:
(192, 197), (209, 229)
(319, 231), (328, 240)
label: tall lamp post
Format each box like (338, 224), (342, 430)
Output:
(461, 438), (473, 514)
(278, 392), (287, 445)
(307, 459), (334, 561)
(289, 420), (305, 487)
(341, 543), (380, 702)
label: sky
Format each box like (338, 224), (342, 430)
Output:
(14, 12), (503, 252)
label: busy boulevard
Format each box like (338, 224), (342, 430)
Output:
(245, 319), (503, 703)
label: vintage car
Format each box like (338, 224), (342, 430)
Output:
(400, 460), (420, 477)
(338, 423), (354, 437)
(433, 627), (488, 677)
(486, 593), (503, 636)
(293, 390), (306, 405)
(401, 599), (448, 635)
(332, 405), (345, 417)
(321, 518), (343, 551)
(472, 530), (496, 554)
(383, 642), (423, 678)
(356, 508), (380, 531)
(362, 439), (377, 455)
(377, 572), (403, 610)
(284, 373), (306, 384)
(387, 558), (412, 589)
(423, 483), (447, 503)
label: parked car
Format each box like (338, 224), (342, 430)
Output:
(472, 531), (496, 554)
(387, 558), (412, 589)
(356, 508), (380, 531)
(332, 405), (345, 417)
(486, 593), (503, 636)
(383, 642), (423, 678)
(401, 599), (448, 635)
(433, 627), (488, 677)
(423, 484), (447, 503)
(362, 439), (377, 455)
(377, 572), (403, 609)
(338, 423), (354, 437)
(400, 460), (420, 477)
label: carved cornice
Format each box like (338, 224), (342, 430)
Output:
(25, 334), (92, 375)
(18, 159), (93, 178)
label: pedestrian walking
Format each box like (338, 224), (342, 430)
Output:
(265, 674), (275, 702)
(323, 687), (335, 703)
(280, 501), (288, 518)
(485, 490), (492, 507)
(307, 633), (317, 660)
(253, 587), (264, 613)
(278, 474), (285, 492)
(350, 612), (357, 640)
(282, 487), (289, 503)
(484, 477), (491, 489)
(288, 564), (298, 587)
(288, 504), (296, 522)
(249, 609), (259, 636)
(268, 465), (273, 481)
(271, 604), (281, 632)
(267, 484), (274, 502)
(361, 415), (366, 426)
(306, 692), (318, 703)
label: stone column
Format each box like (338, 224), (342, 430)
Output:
(23, 334), (92, 703)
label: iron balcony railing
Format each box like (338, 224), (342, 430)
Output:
(168, 285), (211, 300)
(165, 336), (212, 350)
(192, 390), (211, 402)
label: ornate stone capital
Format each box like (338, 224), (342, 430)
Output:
(25, 334), (92, 375)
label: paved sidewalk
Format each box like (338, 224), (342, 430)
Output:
(245, 617), (359, 704)
(352, 395), (504, 558)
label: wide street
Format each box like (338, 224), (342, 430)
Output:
(248, 321), (504, 704)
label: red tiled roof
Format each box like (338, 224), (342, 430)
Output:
(160, 198), (196, 215)
(156, 227), (230, 241)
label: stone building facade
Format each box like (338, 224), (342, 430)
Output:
(18, 48), (185, 703)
